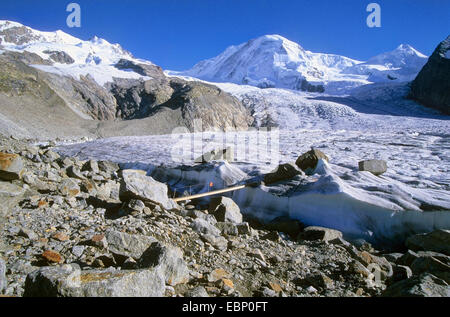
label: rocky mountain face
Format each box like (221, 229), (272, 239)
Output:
(409, 36), (450, 114)
(0, 21), (253, 140)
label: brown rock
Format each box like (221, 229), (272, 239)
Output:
(52, 232), (69, 242)
(0, 152), (25, 180)
(42, 250), (63, 264)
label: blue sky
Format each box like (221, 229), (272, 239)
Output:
(1, 0), (449, 70)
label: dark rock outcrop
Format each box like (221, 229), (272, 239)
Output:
(409, 36), (450, 114)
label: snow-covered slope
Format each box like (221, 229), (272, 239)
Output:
(0, 20), (151, 86)
(173, 35), (428, 94)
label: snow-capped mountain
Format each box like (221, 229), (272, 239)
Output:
(174, 34), (428, 94)
(0, 20), (152, 85)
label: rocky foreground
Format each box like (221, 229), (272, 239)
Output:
(0, 135), (449, 297)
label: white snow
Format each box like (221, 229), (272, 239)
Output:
(0, 20), (152, 86)
(171, 35), (428, 94)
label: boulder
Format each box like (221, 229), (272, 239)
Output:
(195, 147), (234, 164)
(295, 149), (329, 174)
(139, 242), (189, 286)
(358, 160), (387, 176)
(410, 256), (450, 283)
(263, 163), (304, 185)
(190, 218), (221, 236)
(119, 169), (177, 210)
(208, 196), (242, 224)
(58, 178), (81, 197)
(106, 230), (157, 260)
(298, 226), (343, 242)
(409, 36), (450, 114)
(387, 265), (413, 286)
(0, 152), (25, 180)
(406, 230), (450, 256)
(24, 264), (165, 297)
(0, 181), (25, 217)
(264, 216), (304, 239)
(382, 273), (449, 297)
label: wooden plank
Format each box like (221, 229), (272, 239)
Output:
(173, 185), (246, 202)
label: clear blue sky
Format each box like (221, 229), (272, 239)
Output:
(1, 0), (449, 70)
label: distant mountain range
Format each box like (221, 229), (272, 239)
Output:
(173, 34), (428, 94)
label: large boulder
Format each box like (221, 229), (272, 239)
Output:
(106, 230), (157, 260)
(0, 152), (25, 180)
(409, 36), (450, 114)
(208, 196), (243, 224)
(382, 273), (449, 297)
(298, 226), (343, 242)
(139, 242), (189, 286)
(24, 264), (165, 297)
(119, 169), (177, 210)
(263, 163), (304, 185)
(358, 160), (387, 176)
(295, 149), (329, 174)
(406, 230), (450, 256)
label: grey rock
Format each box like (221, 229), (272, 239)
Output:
(185, 286), (209, 297)
(43, 50), (75, 64)
(106, 230), (157, 259)
(24, 264), (165, 297)
(0, 181), (25, 217)
(236, 222), (252, 235)
(397, 250), (420, 267)
(215, 222), (239, 236)
(119, 169), (178, 211)
(387, 265), (413, 285)
(41, 150), (60, 163)
(382, 273), (449, 297)
(66, 165), (86, 180)
(264, 216), (304, 238)
(82, 160), (99, 173)
(18, 228), (39, 241)
(410, 256), (450, 283)
(0, 152), (25, 180)
(201, 234), (228, 251)
(406, 229), (450, 256)
(295, 149), (329, 174)
(98, 161), (119, 174)
(358, 160), (388, 176)
(72, 246), (85, 258)
(190, 218), (221, 236)
(139, 242), (189, 286)
(299, 226), (343, 242)
(208, 196), (242, 224)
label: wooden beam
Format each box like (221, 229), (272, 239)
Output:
(173, 185), (246, 202)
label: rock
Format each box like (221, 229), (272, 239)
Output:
(42, 250), (64, 264)
(190, 218), (221, 236)
(215, 222), (239, 236)
(0, 181), (25, 217)
(295, 149), (329, 174)
(195, 147), (234, 163)
(299, 226), (343, 242)
(66, 165), (86, 180)
(0, 152), (25, 180)
(387, 265), (413, 285)
(236, 222), (252, 235)
(410, 256), (450, 283)
(58, 178), (81, 197)
(264, 216), (304, 239)
(18, 228), (39, 241)
(207, 268), (229, 283)
(98, 161), (119, 174)
(201, 234), (228, 251)
(185, 286), (209, 297)
(0, 258), (6, 292)
(119, 169), (177, 211)
(208, 196), (242, 224)
(52, 232), (69, 242)
(24, 264), (165, 297)
(106, 230), (157, 259)
(42, 150), (60, 163)
(263, 163), (304, 185)
(405, 230), (450, 256)
(82, 160), (99, 174)
(382, 273), (449, 297)
(139, 242), (189, 286)
(80, 179), (97, 195)
(409, 36), (450, 114)
(43, 50), (75, 64)
(302, 273), (335, 290)
(71, 246), (85, 258)
(358, 251), (393, 280)
(262, 231), (282, 242)
(397, 250), (420, 267)
(358, 160), (387, 176)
